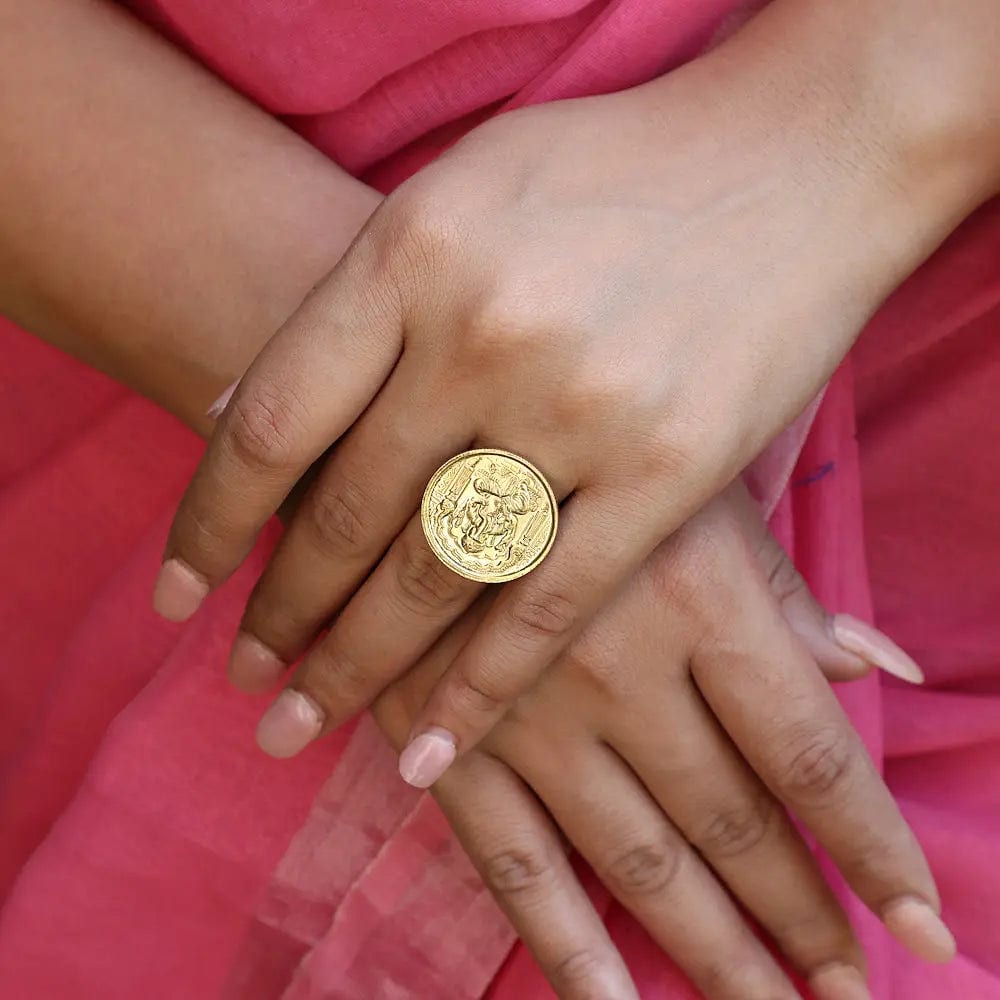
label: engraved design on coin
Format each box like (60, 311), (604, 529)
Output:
(421, 449), (558, 583)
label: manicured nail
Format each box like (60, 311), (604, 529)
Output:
(883, 897), (956, 963)
(228, 632), (286, 693)
(398, 727), (457, 788)
(256, 689), (324, 759)
(832, 614), (924, 684)
(206, 379), (240, 420)
(810, 964), (872, 1000)
(152, 558), (209, 622)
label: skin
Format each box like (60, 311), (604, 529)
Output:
(164, 0), (1000, 773)
(0, 0), (990, 996)
(374, 482), (947, 1000)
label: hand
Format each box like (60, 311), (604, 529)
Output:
(372, 484), (951, 1000)
(156, 14), (934, 774)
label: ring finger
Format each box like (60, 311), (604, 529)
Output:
(253, 462), (575, 759)
(610, 678), (868, 996)
(499, 735), (802, 1000)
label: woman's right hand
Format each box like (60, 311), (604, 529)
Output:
(373, 483), (951, 1000)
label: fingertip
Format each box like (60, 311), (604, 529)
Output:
(882, 897), (957, 963)
(832, 614), (925, 685)
(152, 558), (209, 623)
(256, 689), (324, 759)
(399, 726), (457, 788)
(228, 631), (286, 693)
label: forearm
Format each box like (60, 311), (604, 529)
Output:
(761, 0), (1000, 214)
(0, 0), (380, 436)
(638, 0), (1000, 297)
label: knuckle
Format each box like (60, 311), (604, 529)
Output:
(481, 845), (555, 898)
(599, 832), (684, 898)
(763, 544), (806, 603)
(305, 476), (376, 557)
(461, 293), (540, 362)
(507, 584), (579, 644)
(774, 724), (856, 807)
(649, 519), (741, 631)
(226, 381), (306, 472)
(394, 539), (468, 615)
(450, 665), (506, 718)
(381, 189), (465, 276)
(692, 793), (776, 860)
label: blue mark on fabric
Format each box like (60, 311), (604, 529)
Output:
(792, 461), (835, 488)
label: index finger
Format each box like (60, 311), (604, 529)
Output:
(152, 247), (403, 622)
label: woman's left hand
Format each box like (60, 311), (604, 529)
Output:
(370, 484), (947, 1000)
(156, 3), (942, 773)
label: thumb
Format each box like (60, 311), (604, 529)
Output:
(756, 531), (924, 685)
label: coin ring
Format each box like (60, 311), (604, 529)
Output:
(420, 449), (558, 584)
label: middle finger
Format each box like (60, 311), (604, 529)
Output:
(498, 732), (802, 1000)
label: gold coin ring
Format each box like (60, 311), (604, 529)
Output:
(420, 449), (558, 583)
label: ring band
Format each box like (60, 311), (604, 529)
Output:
(420, 449), (558, 583)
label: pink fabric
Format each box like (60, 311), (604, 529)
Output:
(1, 0), (998, 996)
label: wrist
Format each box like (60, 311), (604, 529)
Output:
(828, 0), (1000, 224)
(739, 0), (1000, 248)
(651, 0), (1000, 293)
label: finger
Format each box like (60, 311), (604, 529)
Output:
(693, 583), (956, 964)
(612, 675), (867, 993)
(753, 526), (923, 685)
(228, 355), (471, 692)
(253, 456), (578, 757)
(726, 480), (924, 685)
(500, 735), (802, 1000)
(153, 244), (403, 622)
(432, 752), (639, 1000)
(401, 483), (665, 785)
(253, 516), (485, 757)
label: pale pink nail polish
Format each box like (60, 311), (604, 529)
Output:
(152, 558), (209, 622)
(883, 897), (957, 963)
(206, 378), (240, 420)
(256, 689), (324, 759)
(228, 632), (286, 693)
(810, 964), (872, 1000)
(832, 613), (925, 684)
(398, 727), (457, 788)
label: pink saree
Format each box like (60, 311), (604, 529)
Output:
(1, 1), (998, 996)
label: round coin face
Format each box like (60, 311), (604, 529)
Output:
(420, 449), (558, 583)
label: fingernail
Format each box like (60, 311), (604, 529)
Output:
(398, 727), (457, 788)
(832, 614), (924, 684)
(810, 964), (872, 1000)
(228, 632), (286, 693)
(256, 689), (324, 759)
(152, 558), (209, 622)
(206, 378), (240, 420)
(883, 897), (956, 963)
